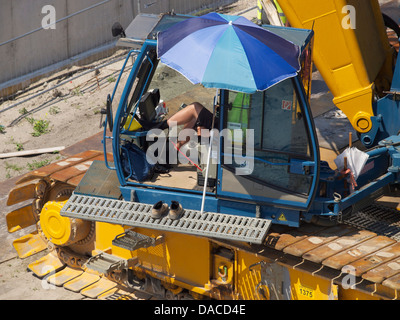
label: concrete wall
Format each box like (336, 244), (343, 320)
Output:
(0, 0), (231, 97)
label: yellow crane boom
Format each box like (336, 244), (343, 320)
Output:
(277, 0), (396, 134)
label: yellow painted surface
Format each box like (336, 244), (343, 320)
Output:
(339, 287), (380, 300)
(93, 221), (388, 299)
(6, 204), (36, 233)
(95, 223), (211, 289)
(28, 252), (64, 278)
(12, 231), (47, 258)
(40, 201), (70, 245)
(95, 222), (126, 255)
(277, 0), (394, 133)
(6, 179), (40, 206)
(136, 228), (211, 287)
(89, 217), (397, 300)
(40, 200), (91, 246)
(290, 269), (338, 300)
(236, 251), (265, 300)
(47, 267), (84, 287)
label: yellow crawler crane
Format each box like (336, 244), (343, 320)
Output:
(5, 2), (400, 301)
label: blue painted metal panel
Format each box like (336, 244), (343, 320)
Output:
(120, 186), (300, 227)
(361, 53), (400, 147)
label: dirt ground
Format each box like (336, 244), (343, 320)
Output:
(0, 51), (128, 182)
(0, 251), (85, 300)
(0, 48), (132, 300)
(0, 0), (256, 184)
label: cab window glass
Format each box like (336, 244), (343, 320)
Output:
(223, 78), (313, 195)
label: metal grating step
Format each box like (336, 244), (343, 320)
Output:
(85, 252), (127, 274)
(60, 193), (271, 244)
(112, 229), (162, 251)
(343, 204), (400, 241)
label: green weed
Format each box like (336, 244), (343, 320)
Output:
(5, 162), (23, 172)
(26, 117), (35, 124)
(31, 119), (50, 137)
(5, 161), (24, 178)
(27, 159), (50, 171)
(107, 76), (116, 83)
(71, 86), (83, 96)
(19, 107), (28, 115)
(15, 142), (24, 151)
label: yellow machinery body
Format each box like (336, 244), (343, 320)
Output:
(40, 200), (92, 246)
(88, 219), (378, 300)
(5, 144), (398, 301)
(35, 196), (383, 300)
(277, 0), (395, 133)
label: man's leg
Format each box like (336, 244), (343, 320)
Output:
(167, 102), (203, 127)
(167, 102), (204, 149)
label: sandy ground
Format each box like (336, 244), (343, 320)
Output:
(0, 50), (129, 182)
(0, 50), (132, 300)
(0, 0), (257, 183)
(0, 251), (86, 300)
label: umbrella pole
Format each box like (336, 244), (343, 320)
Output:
(200, 90), (218, 214)
(200, 130), (214, 214)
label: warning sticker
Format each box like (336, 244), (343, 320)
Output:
(281, 100), (292, 111)
(278, 213), (287, 222)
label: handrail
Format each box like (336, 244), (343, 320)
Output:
(103, 49), (140, 170)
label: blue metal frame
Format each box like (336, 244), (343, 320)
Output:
(302, 143), (396, 222)
(102, 49), (141, 170)
(360, 53), (400, 147)
(110, 40), (219, 198)
(111, 40), (157, 186)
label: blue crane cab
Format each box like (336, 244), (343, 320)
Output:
(65, 13), (399, 241)
(101, 13), (321, 228)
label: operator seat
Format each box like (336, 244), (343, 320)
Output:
(138, 88), (160, 122)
